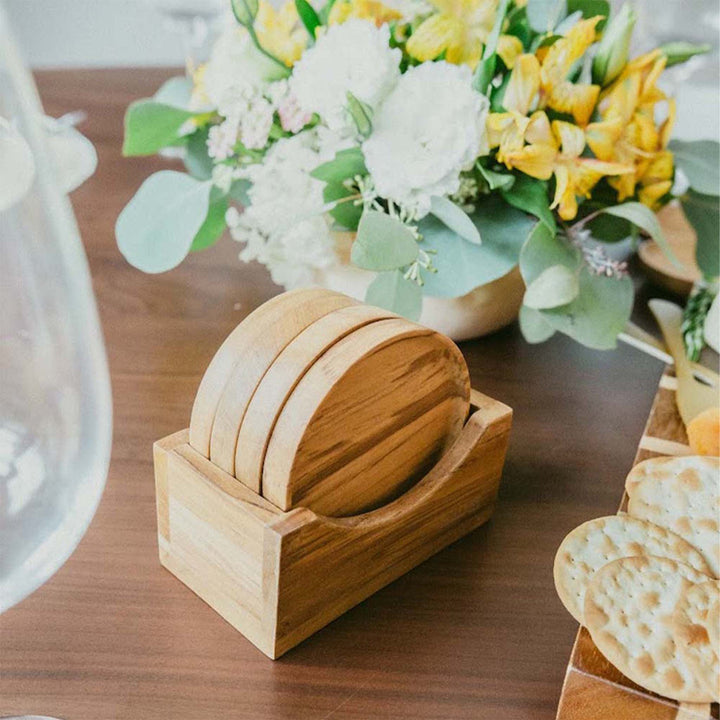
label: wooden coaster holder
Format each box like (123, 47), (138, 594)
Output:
(154, 388), (511, 659)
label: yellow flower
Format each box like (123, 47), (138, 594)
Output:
(497, 34), (524, 68)
(328, 0), (402, 26)
(406, 0), (498, 68)
(501, 18), (602, 126)
(588, 49), (676, 207)
(255, 0), (307, 66)
(497, 115), (633, 220)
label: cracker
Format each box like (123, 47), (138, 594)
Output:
(584, 555), (713, 702)
(554, 515), (713, 624)
(626, 455), (720, 577)
(672, 579), (720, 702)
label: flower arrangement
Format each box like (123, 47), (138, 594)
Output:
(117, 0), (719, 351)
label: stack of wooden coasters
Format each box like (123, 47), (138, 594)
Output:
(154, 288), (512, 658)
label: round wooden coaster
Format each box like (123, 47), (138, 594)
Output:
(188, 288), (356, 464)
(262, 318), (470, 517)
(234, 303), (397, 490)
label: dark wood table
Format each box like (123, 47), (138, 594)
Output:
(0, 68), (676, 719)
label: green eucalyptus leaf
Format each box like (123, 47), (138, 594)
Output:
(477, 164), (516, 191)
(295, 0), (321, 37)
(599, 202), (679, 265)
(365, 270), (422, 321)
(681, 189), (720, 279)
(524, 263), (580, 308)
(116, 171), (212, 273)
(429, 196), (481, 244)
(229, 178), (251, 206)
(660, 41), (712, 68)
(519, 221), (579, 284)
(231, 0), (259, 26)
(554, 11), (582, 35)
(123, 100), (195, 156)
(312, 147), (366, 230)
(191, 190), (228, 252)
(346, 92), (373, 138)
(351, 210), (419, 271)
(519, 304), (556, 343)
(153, 76), (194, 109)
(312, 147), (366, 183)
(421, 195), (537, 298)
(541, 267), (633, 349)
(669, 139), (720, 196)
(502, 174), (556, 232)
(526, 0), (567, 33)
(183, 128), (214, 180)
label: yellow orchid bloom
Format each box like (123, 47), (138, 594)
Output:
(589, 50), (676, 206)
(328, 0), (402, 26)
(498, 116), (633, 220)
(406, 0), (498, 68)
(500, 18), (602, 126)
(255, 0), (307, 66)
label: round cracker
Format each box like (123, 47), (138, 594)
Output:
(554, 515), (713, 624)
(672, 579), (720, 702)
(584, 555), (713, 703)
(626, 455), (720, 578)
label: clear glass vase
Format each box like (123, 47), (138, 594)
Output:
(0, 3), (112, 614)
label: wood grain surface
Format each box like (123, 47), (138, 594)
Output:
(0, 68), (699, 720)
(261, 318), (470, 515)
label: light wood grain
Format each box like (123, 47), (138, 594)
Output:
(156, 391), (511, 658)
(233, 303), (396, 490)
(189, 287), (356, 467)
(261, 318), (470, 516)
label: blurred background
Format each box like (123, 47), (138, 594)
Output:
(5, 0), (719, 140)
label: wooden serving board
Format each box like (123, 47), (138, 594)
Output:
(556, 369), (719, 720)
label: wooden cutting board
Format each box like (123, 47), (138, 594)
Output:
(555, 369), (719, 720)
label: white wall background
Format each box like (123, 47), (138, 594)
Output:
(5, 0), (196, 68)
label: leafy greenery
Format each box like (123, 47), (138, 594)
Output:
(116, 171), (212, 273)
(501, 175), (556, 232)
(660, 41), (712, 68)
(311, 147), (367, 229)
(477, 164), (515, 192)
(472, 0), (510, 93)
(524, 264), (580, 309)
(346, 92), (373, 138)
(682, 285), (715, 361)
(670, 139), (720, 196)
(183, 128), (214, 180)
(351, 210), (419, 270)
(231, 0), (259, 26)
(526, 0), (566, 34)
(519, 223), (632, 349)
(599, 202), (677, 264)
(123, 100), (195, 157)
(295, 0), (321, 38)
(190, 188), (228, 252)
(420, 195), (537, 298)
(519, 305), (556, 343)
(681, 190), (720, 279)
(366, 270), (422, 321)
(429, 196), (481, 244)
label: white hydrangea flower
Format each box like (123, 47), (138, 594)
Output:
(289, 20), (401, 132)
(227, 128), (352, 287)
(202, 24), (286, 117)
(362, 61), (490, 217)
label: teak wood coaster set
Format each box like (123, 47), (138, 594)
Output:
(154, 288), (512, 658)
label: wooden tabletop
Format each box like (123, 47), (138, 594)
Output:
(0, 68), (677, 720)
